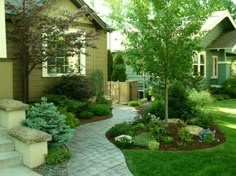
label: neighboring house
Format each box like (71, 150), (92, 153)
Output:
(5, 0), (111, 101)
(126, 10), (236, 96)
(0, 0), (13, 99)
(197, 10), (236, 88)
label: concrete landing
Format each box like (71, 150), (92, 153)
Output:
(0, 165), (41, 176)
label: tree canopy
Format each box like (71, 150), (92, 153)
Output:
(105, 0), (218, 121)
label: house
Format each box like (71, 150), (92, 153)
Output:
(125, 10), (236, 97)
(0, 0), (13, 99)
(4, 0), (111, 101)
(197, 10), (236, 88)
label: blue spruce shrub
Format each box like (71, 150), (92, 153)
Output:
(23, 97), (73, 144)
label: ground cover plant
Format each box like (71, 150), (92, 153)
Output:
(122, 99), (236, 176)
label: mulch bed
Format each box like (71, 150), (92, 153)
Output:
(159, 123), (225, 151)
(106, 105), (226, 151)
(106, 123), (225, 151)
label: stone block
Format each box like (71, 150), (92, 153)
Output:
(9, 127), (52, 168)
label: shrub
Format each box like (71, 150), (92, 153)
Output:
(177, 127), (193, 147)
(143, 101), (165, 119)
(128, 101), (140, 107)
(111, 53), (127, 81)
(138, 98), (147, 105)
(222, 76), (236, 98)
(46, 94), (87, 113)
(148, 141), (160, 151)
(108, 122), (134, 138)
(89, 104), (110, 116)
(78, 111), (94, 119)
(49, 74), (93, 100)
(23, 97), (73, 144)
(161, 136), (174, 143)
(145, 116), (167, 141)
(168, 81), (198, 121)
(189, 89), (214, 107)
(64, 112), (80, 128)
(190, 111), (214, 129)
(133, 132), (156, 148)
(199, 129), (215, 143)
(114, 135), (133, 148)
(134, 122), (145, 130)
(45, 145), (71, 165)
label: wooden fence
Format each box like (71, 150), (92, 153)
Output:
(107, 80), (138, 104)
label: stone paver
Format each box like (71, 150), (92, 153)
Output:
(67, 105), (137, 176)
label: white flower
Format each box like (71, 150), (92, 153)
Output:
(115, 135), (133, 143)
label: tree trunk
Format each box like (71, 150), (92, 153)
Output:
(164, 79), (169, 123)
(22, 75), (29, 103)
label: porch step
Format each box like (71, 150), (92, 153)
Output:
(0, 165), (42, 176)
(0, 127), (8, 138)
(0, 138), (14, 152)
(0, 151), (22, 169)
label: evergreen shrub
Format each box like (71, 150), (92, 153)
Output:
(23, 97), (73, 144)
(49, 74), (93, 100)
(89, 104), (110, 116)
(78, 111), (94, 119)
(108, 122), (134, 138)
(222, 76), (236, 98)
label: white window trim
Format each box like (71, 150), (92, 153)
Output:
(42, 27), (87, 77)
(42, 50), (86, 77)
(192, 51), (206, 77)
(211, 55), (218, 79)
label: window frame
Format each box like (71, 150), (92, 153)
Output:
(192, 51), (206, 77)
(42, 51), (86, 77)
(211, 55), (218, 79)
(41, 28), (87, 78)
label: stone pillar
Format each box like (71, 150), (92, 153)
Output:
(9, 127), (52, 168)
(0, 99), (28, 129)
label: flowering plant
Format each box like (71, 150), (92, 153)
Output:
(199, 129), (215, 143)
(114, 135), (133, 148)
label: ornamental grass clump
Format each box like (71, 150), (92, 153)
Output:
(23, 97), (73, 144)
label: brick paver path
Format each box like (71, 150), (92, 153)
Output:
(67, 105), (136, 176)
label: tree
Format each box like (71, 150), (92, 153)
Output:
(5, 0), (97, 102)
(111, 53), (126, 82)
(107, 49), (113, 81)
(105, 0), (212, 122)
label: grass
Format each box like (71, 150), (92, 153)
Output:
(123, 99), (236, 176)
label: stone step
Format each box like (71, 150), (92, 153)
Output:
(0, 127), (8, 138)
(0, 151), (22, 169)
(0, 138), (14, 152)
(0, 165), (42, 176)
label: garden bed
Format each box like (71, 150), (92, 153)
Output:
(106, 122), (225, 151)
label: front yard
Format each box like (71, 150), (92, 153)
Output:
(123, 99), (236, 176)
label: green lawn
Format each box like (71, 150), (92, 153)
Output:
(124, 99), (236, 176)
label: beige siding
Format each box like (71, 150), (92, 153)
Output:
(6, 1), (108, 101)
(0, 0), (7, 58)
(0, 61), (13, 99)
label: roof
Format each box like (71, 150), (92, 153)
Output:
(5, 0), (112, 32)
(71, 0), (113, 31)
(201, 10), (236, 32)
(207, 30), (236, 52)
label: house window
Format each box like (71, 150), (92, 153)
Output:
(212, 56), (218, 78)
(42, 50), (86, 77)
(42, 28), (86, 77)
(192, 51), (206, 77)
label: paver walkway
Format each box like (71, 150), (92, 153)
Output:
(67, 105), (137, 176)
